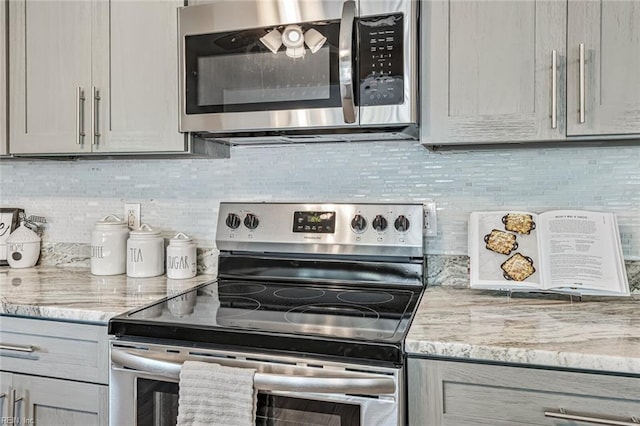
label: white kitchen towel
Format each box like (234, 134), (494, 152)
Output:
(177, 360), (257, 426)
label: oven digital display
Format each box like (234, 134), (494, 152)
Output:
(293, 211), (336, 233)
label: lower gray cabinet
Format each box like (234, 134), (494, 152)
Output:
(407, 358), (640, 426)
(0, 317), (109, 425)
(1, 373), (108, 425)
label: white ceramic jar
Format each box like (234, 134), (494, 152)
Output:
(91, 215), (129, 276)
(127, 224), (164, 278)
(166, 232), (197, 279)
(6, 223), (41, 268)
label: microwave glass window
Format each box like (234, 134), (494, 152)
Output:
(185, 21), (342, 114)
(197, 48), (331, 106)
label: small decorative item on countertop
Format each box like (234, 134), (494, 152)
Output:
(127, 224), (164, 278)
(91, 215), (129, 276)
(0, 207), (25, 266)
(166, 232), (197, 279)
(6, 216), (42, 268)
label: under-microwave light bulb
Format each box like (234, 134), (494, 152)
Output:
(282, 25), (304, 49)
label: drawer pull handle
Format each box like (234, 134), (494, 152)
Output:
(0, 343), (35, 353)
(545, 409), (640, 426)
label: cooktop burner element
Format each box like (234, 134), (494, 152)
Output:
(218, 282), (267, 295)
(109, 202), (426, 365)
(337, 291), (395, 304)
(274, 287), (326, 300)
(284, 303), (380, 326)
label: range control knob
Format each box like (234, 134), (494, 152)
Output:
(225, 213), (241, 229)
(394, 215), (410, 232)
(350, 214), (367, 233)
(244, 213), (260, 230)
(372, 215), (388, 232)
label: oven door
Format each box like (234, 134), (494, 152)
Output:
(110, 343), (402, 426)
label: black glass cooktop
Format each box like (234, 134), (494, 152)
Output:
(109, 279), (423, 365)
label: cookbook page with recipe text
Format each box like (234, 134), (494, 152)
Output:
(538, 210), (629, 295)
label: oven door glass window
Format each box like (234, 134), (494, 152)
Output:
(184, 20), (342, 114)
(135, 379), (360, 426)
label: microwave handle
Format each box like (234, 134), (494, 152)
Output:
(339, 0), (357, 124)
(111, 348), (394, 395)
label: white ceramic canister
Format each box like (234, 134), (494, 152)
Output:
(127, 224), (164, 278)
(166, 232), (197, 279)
(6, 222), (41, 268)
(91, 215), (129, 276)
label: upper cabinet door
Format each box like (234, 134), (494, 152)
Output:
(9, 0), (93, 154)
(422, 0), (566, 145)
(567, 1), (640, 136)
(92, 0), (185, 153)
(1, 0), (7, 155)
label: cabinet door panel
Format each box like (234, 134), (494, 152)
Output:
(0, 372), (11, 419)
(9, 0), (92, 154)
(1, 0), (7, 155)
(423, 0), (566, 145)
(13, 374), (108, 426)
(567, 0), (640, 135)
(93, 0), (185, 153)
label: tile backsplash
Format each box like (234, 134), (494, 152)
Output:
(1, 141), (639, 259)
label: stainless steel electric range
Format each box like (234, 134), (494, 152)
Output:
(109, 202), (425, 426)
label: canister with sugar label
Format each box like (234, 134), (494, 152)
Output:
(127, 224), (164, 278)
(91, 215), (129, 276)
(166, 232), (197, 279)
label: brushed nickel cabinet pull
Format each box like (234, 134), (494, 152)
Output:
(6, 388), (13, 420)
(551, 49), (557, 129)
(11, 389), (24, 421)
(0, 343), (35, 353)
(76, 87), (86, 144)
(545, 409), (640, 426)
(92, 86), (101, 145)
(579, 43), (585, 124)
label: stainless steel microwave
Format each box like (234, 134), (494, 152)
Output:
(178, 0), (419, 144)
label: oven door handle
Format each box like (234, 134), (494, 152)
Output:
(111, 349), (395, 395)
(339, 0), (357, 124)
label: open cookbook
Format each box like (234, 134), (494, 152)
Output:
(469, 210), (629, 296)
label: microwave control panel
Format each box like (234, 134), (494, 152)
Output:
(358, 13), (404, 106)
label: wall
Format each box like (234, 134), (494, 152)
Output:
(0, 141), (639, 259)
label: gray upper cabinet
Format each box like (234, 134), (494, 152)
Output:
(1, 0), (7, 156)
(567, 1), (640, 136)
(422, 0), (640, 147)
(9, 0), (186, 156)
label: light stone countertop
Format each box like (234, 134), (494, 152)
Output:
(0, 266), (215, 324)
(406, 286), (640, 375)
(2, 264), (639, 375)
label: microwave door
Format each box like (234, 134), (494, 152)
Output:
(179, 2), (356, 134)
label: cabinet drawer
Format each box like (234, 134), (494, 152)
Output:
(408, 358), (640, 426)
(0, 317), (108, 384)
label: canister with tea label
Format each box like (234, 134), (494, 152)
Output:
(127, 224), (164, 278)
(166, 232), (197, 279)
(91, 215), (129, 276)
